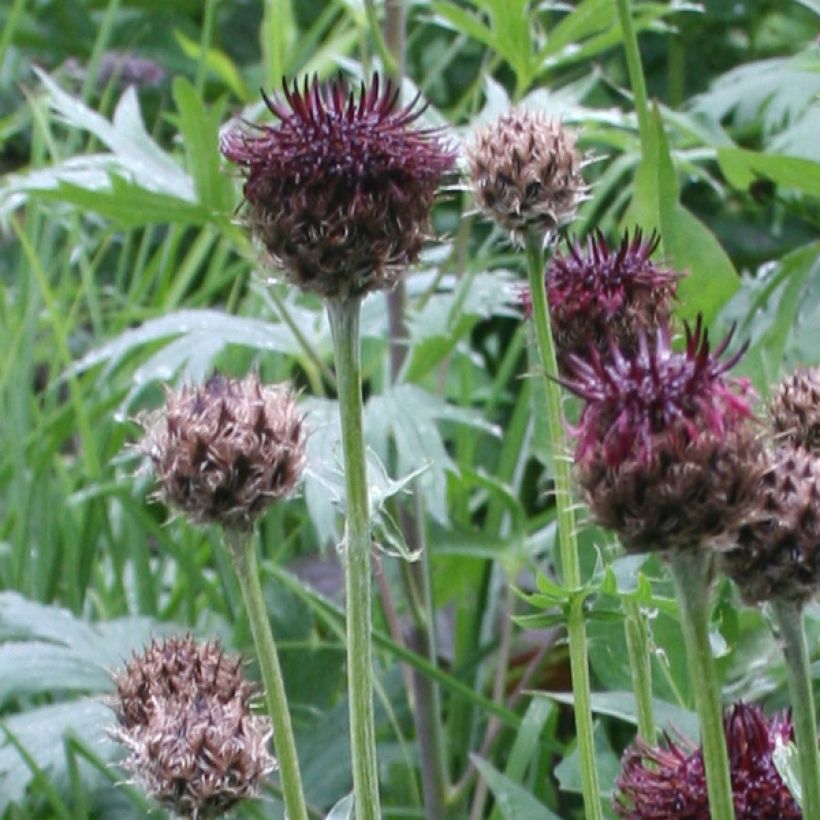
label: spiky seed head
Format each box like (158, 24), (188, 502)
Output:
(721, 445), (820, 605)
(614, 702), (800, 819)
(521, 230), (682, 370)
(220, 73), (456, 299)
(561, 317), (761, 553)
(141, 374), (306, 531)
(111, 635), (276, 818)
(466, 108), (585, 242)
(769, 365), (820, 453)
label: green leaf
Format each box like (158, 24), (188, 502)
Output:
(538, 690), (699, 741)
(773, 741), (803, 809)
(472, 755), (561, 819)
(172, 76), (235, 212)
(174, 29), (251, 101)
(325, 793), (355, 820)
(716, 147), (820, 197)
(553, 720), (622, 799)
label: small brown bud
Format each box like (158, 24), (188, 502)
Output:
(722, 445), (820, 605)
(466, 109), (585, 242)
(111, 635), (276, 818)
(141, 374), (306, 531)
(769, 365), (820, 453)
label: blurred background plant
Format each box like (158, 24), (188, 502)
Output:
(0, 0), (817, 817)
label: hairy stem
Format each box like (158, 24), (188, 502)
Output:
(525, 230), (602, 819)
(623, 595), (656, 745)
(327, 297), (382, 820)
(227, 530), (308, 820)
(770, 599), (820, 819)
(668, 550), (735, 820)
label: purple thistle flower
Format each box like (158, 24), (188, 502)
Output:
(220, 73), (455, 299)
(561, 317), (762, 553)
(563, 317), (752, 468)
(526, 230), (682, 369)
(614, 702), (801, 819)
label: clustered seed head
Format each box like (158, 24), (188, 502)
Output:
(614, 702), (800, 819)
(769, 366), (820, 453)
(535, 230), (681, 369)
(562, 318), (761, 553)
(111, 635), (276, 819)
(721, 444), (820, 605)
(141, 373), (306, 531)
(466, 108), (585, 242)
(220, 73), (456, 299)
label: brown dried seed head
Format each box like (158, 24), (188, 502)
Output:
(722, 445), (820, 605)
(111, 635), (275, 818)
(141, 373), (306, 531)
(466, 109), (585, 242)
(769, 365), (820, 453)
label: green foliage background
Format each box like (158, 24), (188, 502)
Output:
(0, 0), (817, 817)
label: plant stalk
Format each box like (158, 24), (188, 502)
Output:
(614, 0), (651, 149)
(327, 297), (382, 820)
(524, 230), (603, 819)
(770, 599), (820, 819)
(623, 595), (656, 745)
(668, 550), (735, 820)
(227, 530), (309, 820)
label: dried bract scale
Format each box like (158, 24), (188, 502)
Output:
(466, 108), (585, 242)
(523, 230), (682, 370)
(614, 702), (801, 819)
(220, 73), (456, 299)
(722, 444), (820, 605)
(111, 636), (276, 819)
(141, 374), (306, 531)
(769, 365), (820, 453)
(562, 318), (761, 553)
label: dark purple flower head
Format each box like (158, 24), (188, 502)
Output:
(564, 317), (752, 468)
(563, 318), (762, 553)
(220, 73), (455, 299)
(529, 230), (682, 369)
(614, 702), (800, 819)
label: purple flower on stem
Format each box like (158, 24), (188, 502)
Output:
(220, 73), (455, 299)
(615, 702), (801, 819)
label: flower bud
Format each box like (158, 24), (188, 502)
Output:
(467, 109), (585, 242)
(769, 365), (820, 453)
(111, 635), (276, 818)
(141, 374), (305, 531)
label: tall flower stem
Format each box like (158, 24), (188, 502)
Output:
(770, 599), (820, 819)
(668, 550), (735, 820)
(623, 595), (656, 745)
(327, 297), (382, 820)
(227, 530), (309, 820)
(525, 230), (603, 819)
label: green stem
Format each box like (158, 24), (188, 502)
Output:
(525, 230), (603, 819)
(227, 530), (309, 820)
(327, 297), (382, 820)
(623, 595), (656, 745)
(668, 551), (735, 820)
(614, 0), (651, 150)
(770, 599), (820, 819)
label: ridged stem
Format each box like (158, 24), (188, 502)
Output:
(327, 297), (382, 820)
(227, 530), (309, 820)
(770, 599), (820, 819)
(668, 550), (735, 820)
(623, 595), (656, 745)
(525, 230), (603, 819)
